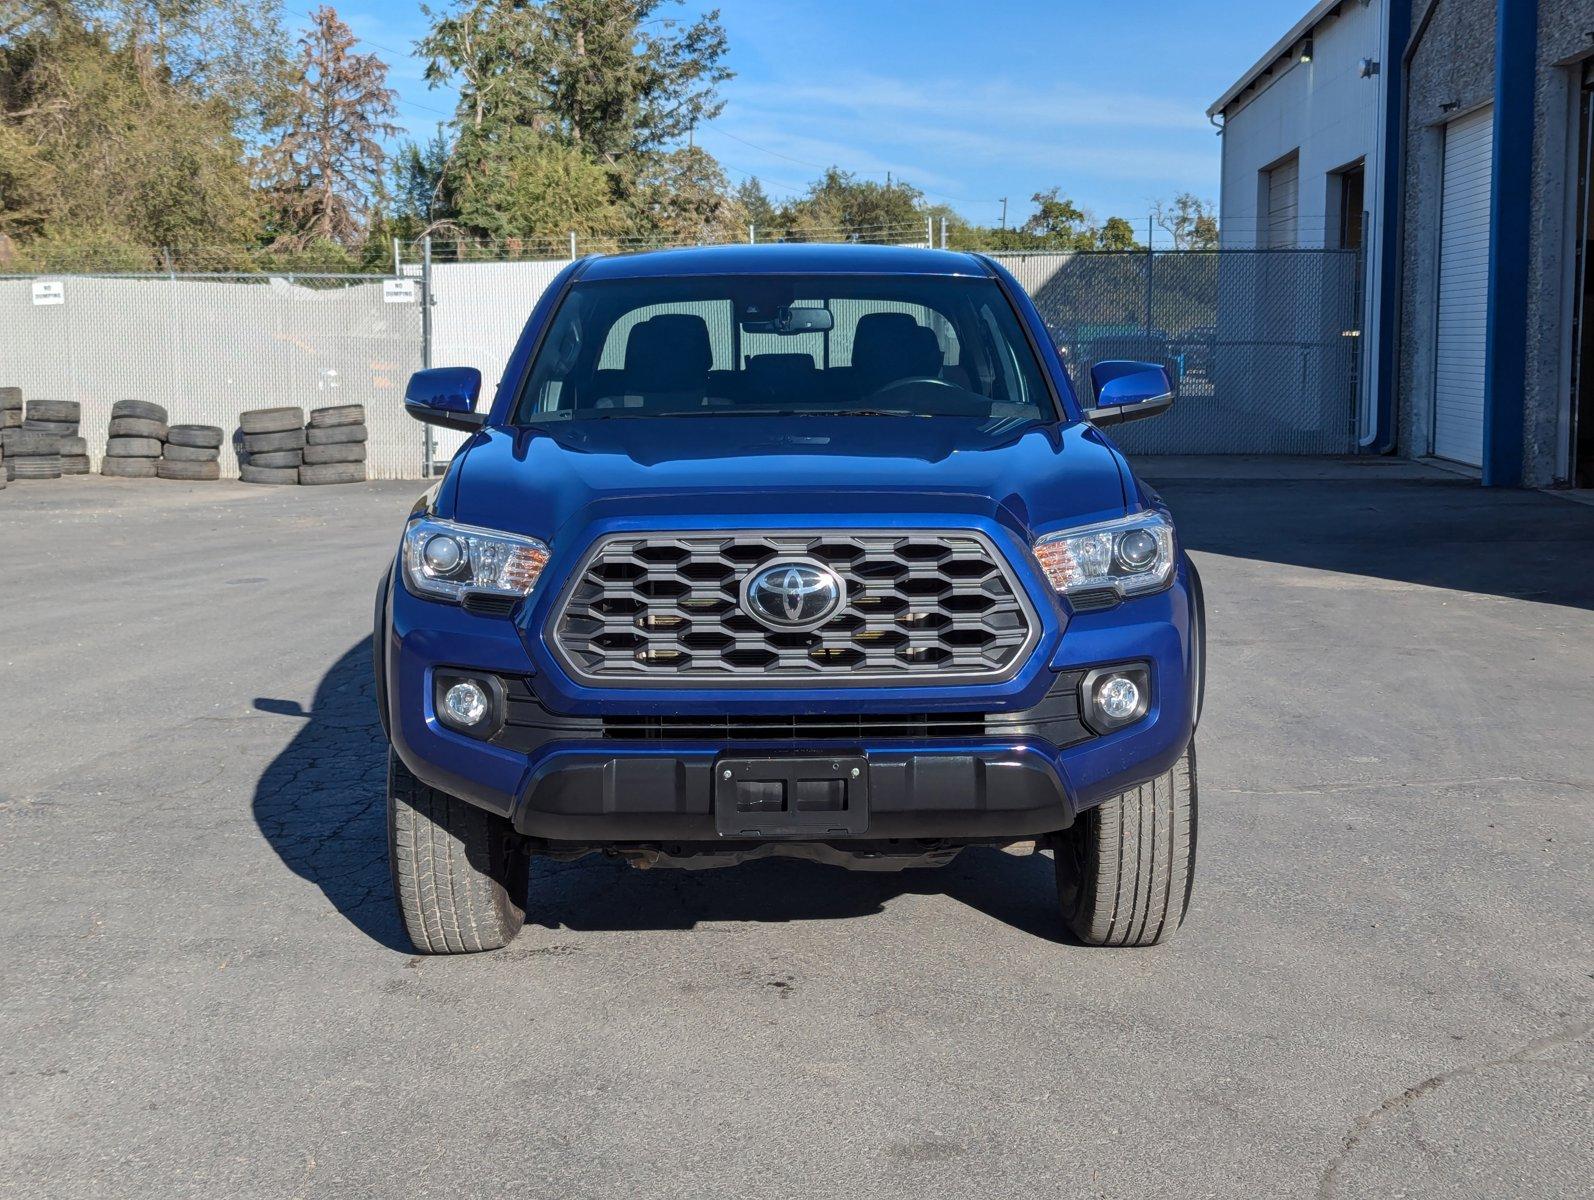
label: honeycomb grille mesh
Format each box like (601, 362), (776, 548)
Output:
(551, 531), (1036, 685)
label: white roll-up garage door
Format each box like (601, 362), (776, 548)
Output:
(1433, 106), (1494, 466)
(1266, 156), (1299, 249)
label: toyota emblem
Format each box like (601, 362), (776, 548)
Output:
(742, 561), (846, 630)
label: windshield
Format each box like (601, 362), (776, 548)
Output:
(511, 274), (1057, 422)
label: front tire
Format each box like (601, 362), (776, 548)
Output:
(1054, 742), (1197, 946)
(387, 751), (529, 953)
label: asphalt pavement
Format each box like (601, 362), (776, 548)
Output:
(1, 460), (1589, 1199)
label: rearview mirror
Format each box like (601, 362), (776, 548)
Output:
(741, 306), (834, 335)
(1084, 360), (1173, 427)
(405, 366), (486, 433)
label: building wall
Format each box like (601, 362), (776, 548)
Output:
(1216, 0), (1387, 439)
(1528, 0), (1594, 483)
(1217, 0), (1388, 251)
(1399, 0), (1594, 484)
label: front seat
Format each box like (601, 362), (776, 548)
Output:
(598, 314), (714, 409)
(851, 312), (943, 397)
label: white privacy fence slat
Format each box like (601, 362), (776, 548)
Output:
(425, 259), (569, 467)
(0, 274), (425, 478)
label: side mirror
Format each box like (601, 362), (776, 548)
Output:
(1084, 360), (1173, 427)
(404, 366), (486, 433)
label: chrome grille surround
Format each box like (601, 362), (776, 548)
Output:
(548, 529), (1040, 687)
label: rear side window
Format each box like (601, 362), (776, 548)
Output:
(513, 274), (1054, 422)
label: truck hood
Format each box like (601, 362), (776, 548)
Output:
(444, 415), (1129, 542)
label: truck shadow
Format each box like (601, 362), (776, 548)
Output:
(528, 848), (1066, 942)
(251, 642), (410, 953)
(253, 642), (1069, 950)
(1144, 466), (1594, 612)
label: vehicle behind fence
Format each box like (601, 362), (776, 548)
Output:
(0, 248), (1362, 479)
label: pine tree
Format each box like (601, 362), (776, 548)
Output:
(417, 0), (733, 243)
(537, 0), (731, 161)
(733, 176), (778, 233)
(261, 6), (398, 250)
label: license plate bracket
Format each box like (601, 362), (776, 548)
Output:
(713, 755), (869, 838)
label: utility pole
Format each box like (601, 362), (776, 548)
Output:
(999, 197), (1009, 231)
(939, 216), (948, 249)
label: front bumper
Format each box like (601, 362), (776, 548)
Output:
(380, 555), (1201, 845)
(513, 746), (1070, 841)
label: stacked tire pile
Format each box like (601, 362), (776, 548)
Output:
(4, 398), (85, 481)
(0, 387), (20, 487)
(102, 400), (170, 478)
(237, 406), (306, 485)
(301, 404), (368, 485)
(159, 425), (225, 481)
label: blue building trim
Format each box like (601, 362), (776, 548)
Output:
(1481, 0), (1539, 487)
(1368, 0), (1412, 455)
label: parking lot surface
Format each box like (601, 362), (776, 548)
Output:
(1, 462), (1590, 1199)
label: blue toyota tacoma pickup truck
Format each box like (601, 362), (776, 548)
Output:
(376, 244), (1204, 953)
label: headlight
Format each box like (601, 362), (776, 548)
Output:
(1033, 512), (1174, 599)
(401, 517), (550, 603)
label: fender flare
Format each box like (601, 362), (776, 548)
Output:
(373, 563), (393, 740)
(1187, 556), (1207, 730)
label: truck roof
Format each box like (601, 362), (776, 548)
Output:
(575, 242), (993, 281)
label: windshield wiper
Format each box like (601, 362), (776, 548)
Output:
(646, 408), (803, 418)
(647, 407), (925, 419)
(816, 409), (920, 418)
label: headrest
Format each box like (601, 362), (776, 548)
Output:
(852, 312), (942, 388)
(624, 314), (713, 391)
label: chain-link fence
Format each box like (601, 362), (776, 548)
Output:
(0, 273), (424, 477)
(995, 248), (1364, 454)
(0, 248), (1361, 479)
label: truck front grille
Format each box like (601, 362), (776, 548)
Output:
(549, 529), (1039, 686)
(491, 672), (1093, 753)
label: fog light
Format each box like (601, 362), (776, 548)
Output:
(1096, 675), (1141, 721)
(433, 672), (504, 739)
(1080, 663), (1150, 734)
(442, 680), (488, 727)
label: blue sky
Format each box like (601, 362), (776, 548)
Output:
(285, 0), (1298, 234)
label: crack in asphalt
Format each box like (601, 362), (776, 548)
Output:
(1315, 1019), (1594, 1199)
